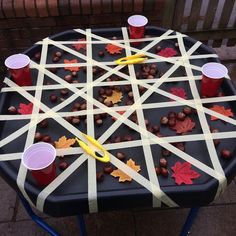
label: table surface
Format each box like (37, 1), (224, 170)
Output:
(0, 27), (236, 217)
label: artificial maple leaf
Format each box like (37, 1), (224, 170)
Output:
(73, 38), (86, 51)
(170, 87), (187, 100)
(105, 43), (123, 54)
(112, 111), (125, 121)
(55, 136), (76, 149)
(111, 159), (141, 182)
(171, 161), (200, 185)
(18, 102), (34, 115)
(103, 90), (123, 104)
(158, 48), (177, 57)
(64, 59), (80, 72)
(172, 117), (195, 134)
(210, 105), (234, 121)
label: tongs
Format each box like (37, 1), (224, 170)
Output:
(75, 133), (110, 163)
(115, 54), (147, 65)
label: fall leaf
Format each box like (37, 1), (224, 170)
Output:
(171, 161), (200, 185)
(55, 136), (76, 149)
(112, 111), (125, 121)
(105, 43), (123, 54)
(170, 87), (187, 100)
(171, 117), (195, 134)
(73, 38), (86, 51)
(111, 159), (141, 182)
(18, 102), (34, 115)
(103, 90), (123, 104)
(210, 105), (234, 121)
(158, 48), (177, 57)
(64, 59), (80, 72)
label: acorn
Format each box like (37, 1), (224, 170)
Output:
(98, 51), (105, 57)
(34, 132), (43, 142)
(59, 161), (69, 171)
(39, 119), (48, 128)
(50, 94), (58, 103)
(161, 168), (169, 177)
(49, 68), (57, 74)
(71, 71), (77, 77)
(156, 45), (162, 52)
(95, 119), (103, 126)
(213, 139), (220, 147)
(221, 149), (232, 159)
(177, 112), (186, 121)
(152, 125), (160, 133)
(104, 165), (113, 174)
(105, 88), (113, 96)
(34, 52), (41, 61)
(52, 56), (60, 63)
(73, 102), (81, 110)
(183, 106), (192, 115)
(42, 135), (52, 143)
(162, 149), (171, 157)
(168, 112), (177, 119)
(159, 158), (168, 168)
(72, 117), (80, 125)
(80, 103), (87, 110)
(54, 51), (62, 58)
(60, 89), (69, 96)
(7, 106), (17, 114)
(64, 75), (73, 83)
(123, 135), (132, 142)
(116, 152), (125, 161)
(96, 172), (104, 182)
(160, 116), (169, 125)
(147, 75), (154, 79)
(168, 118), (176, 127)
(155, 166), (161, 175)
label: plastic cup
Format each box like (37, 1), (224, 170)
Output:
(22, 142), (57, 186)
(201, 62), (228, 97)
(128, 15), (148, 45)
(5, 54), (32, 86)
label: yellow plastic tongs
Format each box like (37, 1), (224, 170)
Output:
(75, 133), (110, 163)
(115, 54), (147, 65)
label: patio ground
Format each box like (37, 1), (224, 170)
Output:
(0, 46), (236, 236)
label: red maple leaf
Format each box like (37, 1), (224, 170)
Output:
(18, 102), (34, 115)
(158, 48), (177, 57)
(73, 38), (86, 51)
(105, 44), (123, 54)
(171, 161), (200, 185)
(210, 105), (234, 121)
(64, 59), (80, 72)
(172, 117), (195, 134)
(170, 87), (187, 100)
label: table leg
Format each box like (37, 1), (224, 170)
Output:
(18, 193), (59, 236)
(77, 213), (87, 236)
(179, 207), (199, 236)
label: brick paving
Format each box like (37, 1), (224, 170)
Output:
(0, 48), (236, 235)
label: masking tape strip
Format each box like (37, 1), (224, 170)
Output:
(36, 155), (88, 212)
(35, 34), (187, 45)
(3, 129), (236, 162)
(86, 29), (98, 213)
(176, 32), (227, 196)
(17, 37), (50, 207)
(109, 153), (178, 207)
(122, 27), (163, 207)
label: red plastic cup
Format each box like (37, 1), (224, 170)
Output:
(5, 54), (32, 86)
(201, 62), (228, 97)
(128, 15), (148, 45)
(22, 142), (57, 186)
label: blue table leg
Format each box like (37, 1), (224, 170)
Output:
(179, 207), (199, 236)
(18, 193), (59, 236)
(77, 213), (87, 236)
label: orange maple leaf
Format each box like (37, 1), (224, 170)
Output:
(103, 90), (123, 104)
(64, 59), (80, 72)
(210, 105), (234, 121)
(111, 159), (141, 182)
(105, 43), (123, 54)
(55, 136), (76, 149)
(73, 38), (86, 51)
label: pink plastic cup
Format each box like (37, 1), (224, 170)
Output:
(5, 54), (32, 86)
(201, 62), (228, 97)
(128, 15), (148, 45)
(22, 142), (57, 186)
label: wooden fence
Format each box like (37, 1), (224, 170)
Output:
(163, 0), (236, 48)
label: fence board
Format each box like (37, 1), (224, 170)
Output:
(203, 0), (219, 29)
(187, 0), (202, 31)
(162, 0), (176, 28)
(172, 0), (185, 30)
(212, 0), (235, 47)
